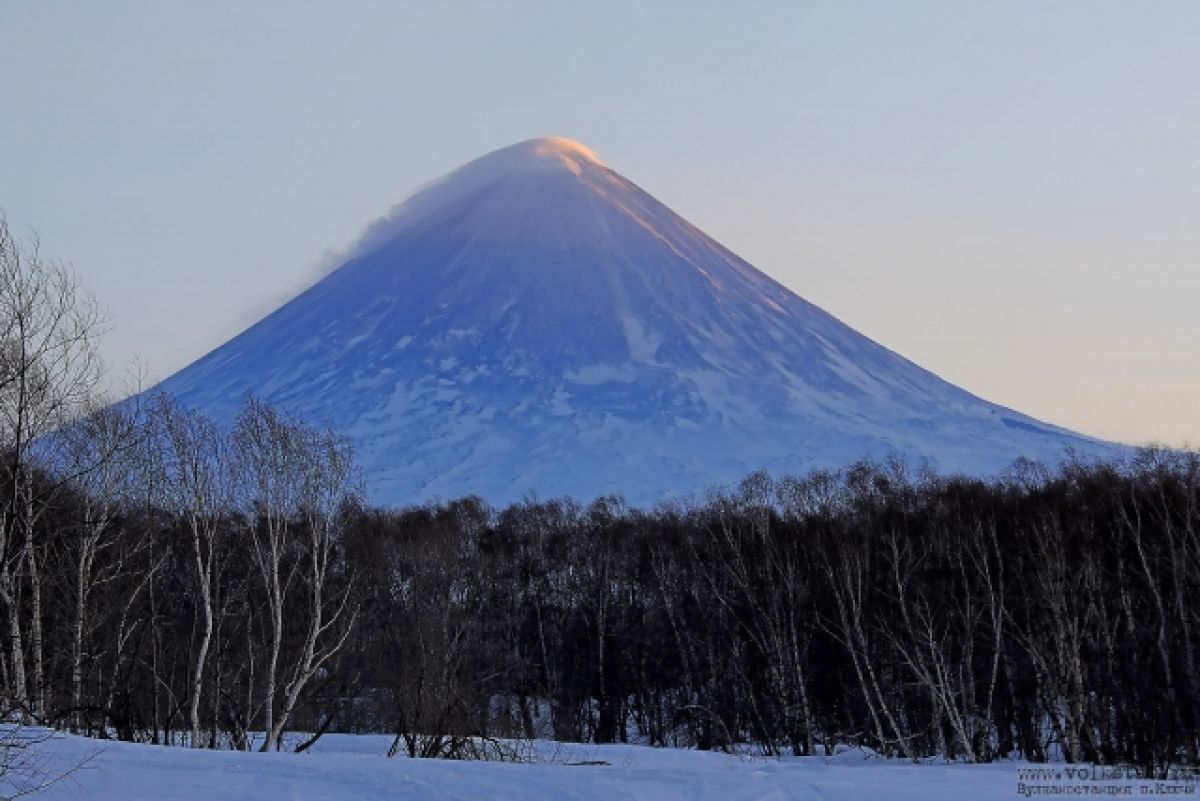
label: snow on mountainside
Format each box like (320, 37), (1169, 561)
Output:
(150, 137), (1123, 505)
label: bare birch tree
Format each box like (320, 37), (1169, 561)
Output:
(269, 425), (359, 750)
(56, 404), (142, 731)
(235, 399), (358, 751)
(149, 394), (229, 747)
(0, 216), (105, 718)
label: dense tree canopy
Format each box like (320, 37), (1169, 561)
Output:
(4, 214), (1199, 775)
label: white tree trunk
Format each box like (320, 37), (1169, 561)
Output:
(188, 519), (214, 748)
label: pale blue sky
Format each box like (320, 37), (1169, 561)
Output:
(2, 1), (1197, 446)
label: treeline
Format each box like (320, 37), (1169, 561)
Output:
(10, 410), (1200, 771)
(4, 215), (1200, 771)
(333, 455), (1200, 771)
(3, 396), (358, 753)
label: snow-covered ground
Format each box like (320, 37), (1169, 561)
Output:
(18, 732), (1187, 801)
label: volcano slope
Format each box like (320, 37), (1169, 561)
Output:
(151, 137), (1120, 505)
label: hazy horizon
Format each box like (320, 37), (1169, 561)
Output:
(2, 1), (1197, 448)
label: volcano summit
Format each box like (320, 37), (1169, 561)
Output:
(152, 137), (1119, 504)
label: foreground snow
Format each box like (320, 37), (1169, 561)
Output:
(17, 732), (1178, 801)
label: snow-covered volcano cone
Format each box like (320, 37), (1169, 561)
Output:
(150, 137), (1122, 504)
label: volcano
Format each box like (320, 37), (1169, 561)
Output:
(151, 137), (1121, 504)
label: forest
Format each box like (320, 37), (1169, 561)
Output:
(4, 217), (1200, 774)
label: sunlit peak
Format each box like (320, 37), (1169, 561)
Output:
(530, 137), (603, 164)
